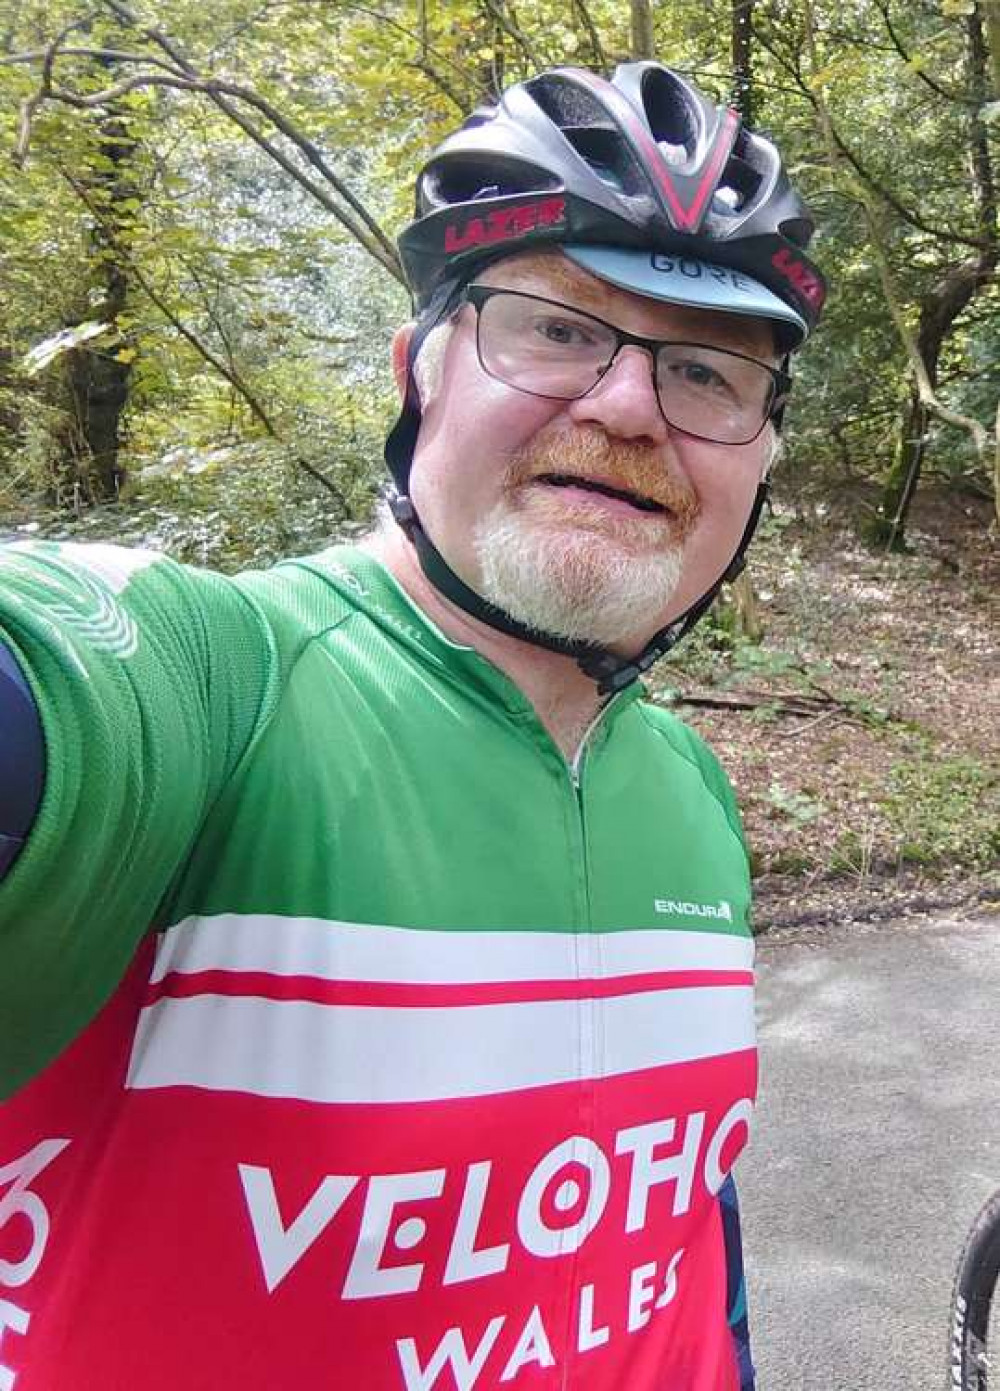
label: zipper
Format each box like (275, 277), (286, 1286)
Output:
(560, 688), (632, 1385)
(567, 688), (629, 790)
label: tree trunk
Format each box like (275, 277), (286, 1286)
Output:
(728, 571), (763, 642)
(732, 0), (755, 124)
(630, 0), (655, 59)
(59, 111), (134, 505)
(869, 3), (997, 548)
(872, 386), (931, 551)
(0, 345), (19, 443)
(725, 0), (764, 638)
(984, 0), (1000, 93)
(64, 263), (130, 504)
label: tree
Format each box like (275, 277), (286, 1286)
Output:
(757, 0), (998, 546)
(2, 0), (997, 549)
(732, 0), (755, 122)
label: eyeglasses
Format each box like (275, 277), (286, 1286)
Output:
(462, 285), (790, 446)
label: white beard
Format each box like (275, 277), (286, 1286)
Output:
(472, 500), (685, 650)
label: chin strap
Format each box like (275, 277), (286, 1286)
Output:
(389, 481), (770, 697)
(384, 282), (774, 697)
(388, 490), (611, 666)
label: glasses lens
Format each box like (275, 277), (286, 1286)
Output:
(476, 292), (617, 399)
(655, 343), (775, 445)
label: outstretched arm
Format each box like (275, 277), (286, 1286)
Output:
(0, 635), (45, 879)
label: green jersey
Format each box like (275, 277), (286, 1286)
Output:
(0, 540), (756, 1391)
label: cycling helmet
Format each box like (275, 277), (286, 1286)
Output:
(385, 60), (826, 694)
(399, 62), (824, 340)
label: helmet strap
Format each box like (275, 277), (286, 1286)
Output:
(392, 500), (612, 665)
(389, 475), (770, 697)
(383, 281), (459, 495)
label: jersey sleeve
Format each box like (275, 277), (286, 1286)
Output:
(637, 701), (749, 850)
(0, 541), (278, 1097)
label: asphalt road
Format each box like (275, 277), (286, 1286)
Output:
(739, 912), (1000, 1391)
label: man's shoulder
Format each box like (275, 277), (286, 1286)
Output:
(633, 696), (718, 765)
(632, 696), (742, 823)
(235, 545), (392, 648)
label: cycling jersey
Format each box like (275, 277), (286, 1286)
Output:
(0, 540), (756, 1391)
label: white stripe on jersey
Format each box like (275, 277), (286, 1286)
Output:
(126, 983), (755, 1103)
(150, 913), (755, 985)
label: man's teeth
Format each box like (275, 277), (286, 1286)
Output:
(538, 474), (664, 513)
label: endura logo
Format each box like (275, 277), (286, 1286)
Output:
(654, 898), (733, 923)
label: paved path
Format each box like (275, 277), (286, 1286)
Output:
(739, 913), (1000, 1390)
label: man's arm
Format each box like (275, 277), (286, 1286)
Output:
(719, 1173), (756, 1390)
(0, 635), (45, 879)
(0, 541), (278, 1096)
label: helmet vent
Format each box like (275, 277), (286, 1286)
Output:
(711, 152), (762, 217)
(638, 66), (699, 158)
(656, 140), (687, 168)
(420, 154), (559, 210)
(563, 125), (648, 196)
(526, 74), (652, 199)
(525, 73), (617, 134)
(779, 216), (813, 248)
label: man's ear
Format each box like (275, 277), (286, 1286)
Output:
(391, 323), (415, 401)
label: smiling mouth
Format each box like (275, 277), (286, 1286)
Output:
(535, 473), (666, 514)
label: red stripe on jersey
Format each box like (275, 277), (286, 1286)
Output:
(145, 968), (755, 1009)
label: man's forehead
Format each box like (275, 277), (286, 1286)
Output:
(477, 249), (590, 299)
(475, 249), (777, 357)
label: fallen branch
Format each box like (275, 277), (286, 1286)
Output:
(669, 688), (830, 716)
(668, 684), (891, 725)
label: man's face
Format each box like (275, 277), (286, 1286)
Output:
(402, 251), (778, 655)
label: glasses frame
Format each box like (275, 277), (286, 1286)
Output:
(462, 284), (791, 446)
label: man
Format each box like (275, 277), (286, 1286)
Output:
(0, 61), (824, 1391)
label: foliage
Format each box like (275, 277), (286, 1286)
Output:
(880, 751), (1000, 868)
(2, 441), (375, 570)
(0, 0), (996, 529)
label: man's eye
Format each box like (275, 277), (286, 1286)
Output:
(677, 360), (727, 390)
(534, 317), (594, 347)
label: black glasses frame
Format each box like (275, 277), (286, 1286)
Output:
(462, 284), (791, 446)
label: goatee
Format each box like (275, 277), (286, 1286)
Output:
(473, 425), (699, 650)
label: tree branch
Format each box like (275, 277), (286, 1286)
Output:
(1, 45), (179, 71)
(871, 0), (965, 105)
(801, 0), (992, 470)
(13, 17), (91, 165)
(340, 3), (470, 111)
(59, 163), (278, 436)
(752, 20), (994, 251)
(108, 0), (401, 268)
(11, 6), (405, 283)
(60, 161), (354, 515)
(571, 0), (608, 71)
(480, 0), (543, 71)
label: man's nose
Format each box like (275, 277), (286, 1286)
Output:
(565, 345), (669, 444)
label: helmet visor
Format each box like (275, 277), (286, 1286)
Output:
(563, 245), (808, 349)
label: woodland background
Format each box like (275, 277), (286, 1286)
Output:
(0, 0), (997, 913)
